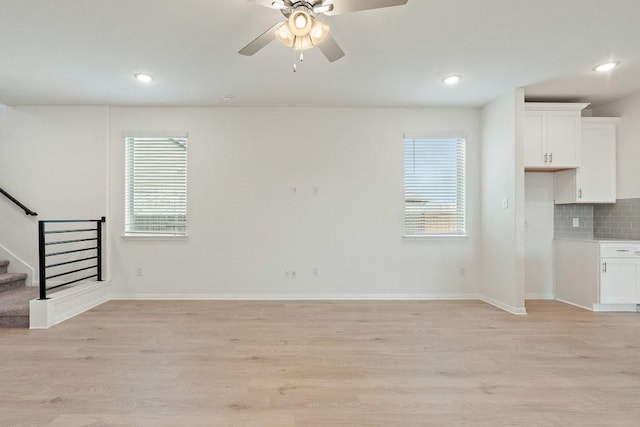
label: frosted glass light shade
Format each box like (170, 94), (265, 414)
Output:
(289, 10), (312, 36)
(275, 16), (329, 50)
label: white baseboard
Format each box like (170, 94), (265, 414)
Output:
(592, 303), (638, 313)
(110, 293), (481, 301)
(479, 295), (527, 315)
(525, 293), (555, 300)
(555, 298), (593, 311)
(29, 281), (111, 329)
(112, 293), (527, 315)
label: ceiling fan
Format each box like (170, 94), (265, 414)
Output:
(239, 0), (408, 68)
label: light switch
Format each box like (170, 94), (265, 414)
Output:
(502, 198), (509, 209)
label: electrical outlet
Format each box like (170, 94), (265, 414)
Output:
(459, 267), (465, 277)
(291, 271), (297, 279)
(573, 217), (580, 228)
(312, 267), (319, 277)
(312, 186), (319, 196)
(284, 270), (290, 279)
(136, 267), (143, 277)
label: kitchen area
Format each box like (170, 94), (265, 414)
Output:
(524, 98), (640, 312)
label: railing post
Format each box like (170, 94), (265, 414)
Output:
(38, 220), (48, 300)
(96, 217), (105, 281)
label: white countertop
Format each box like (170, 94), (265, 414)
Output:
(555, 237), (640, 244)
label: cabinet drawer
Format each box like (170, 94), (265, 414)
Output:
(600, 244), (640, 258)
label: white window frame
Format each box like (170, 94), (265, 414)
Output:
(403, 136), (467, 238)
(124, 136), (188, 237)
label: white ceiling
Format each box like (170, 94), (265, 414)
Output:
(1, 0), (639, 108)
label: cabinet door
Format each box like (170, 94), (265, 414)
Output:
(547, 111), (580, 167)
(577, 122), (616, 202)
(600, 258), (639, 304)
(554, 169), (577, 204)
(524, 112), (546, 167)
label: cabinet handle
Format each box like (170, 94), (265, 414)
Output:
(544, 153), (548, 163)
(578, 189), (582, 199)
(616, 249), (630, 252)
(549, 153), (553, 163)
(603, 262), (607, 273)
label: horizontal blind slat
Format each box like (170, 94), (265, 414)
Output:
(125, 137), (187, 235)
(404, 138), (466, 235)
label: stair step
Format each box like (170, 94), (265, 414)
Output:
(0, 259), (9, 275)
(0, 287), (38, 328)
(0, 272), (28, 293)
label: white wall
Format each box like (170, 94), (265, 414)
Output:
(479, 90), (526, 314)
(592, 93), (640, 199)
(524, 172), (554, 299)
(0, 104), (6, 165)
(108, 107), (481, 298)
(1, 106), (483, 298)
(0, 106), (109, 277)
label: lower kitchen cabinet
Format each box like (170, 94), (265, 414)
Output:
(555, 239), (640, 311)
(600, 243), (640, 304)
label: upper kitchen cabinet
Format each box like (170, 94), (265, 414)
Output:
(555, 118), (618, 204)
(524, 103), (589, 170)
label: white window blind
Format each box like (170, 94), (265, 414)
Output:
(125, 137), (187, 235)
(404, 137), (466, 236)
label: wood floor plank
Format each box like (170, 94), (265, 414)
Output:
(0, 300), (639, 425)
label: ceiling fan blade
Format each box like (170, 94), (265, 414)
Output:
(246, 0), (278, 8)
(313, 2), (334, 14)
(317, 33), (345, 62)
(325, 0), (408, 16)
(239, 22), (286, 56)
(246, 0), (292, 9)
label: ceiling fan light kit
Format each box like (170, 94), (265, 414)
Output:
(275, 15), (329, 50)
(240, 0), (408, 70)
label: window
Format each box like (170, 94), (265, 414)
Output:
(404, 137), (466, 236)
(125, 136), (187, 236)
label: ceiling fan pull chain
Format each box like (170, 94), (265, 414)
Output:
(292, 36), (299, 72)
(295, 35), (303, 62)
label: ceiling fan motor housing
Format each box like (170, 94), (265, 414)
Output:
(280, 1), (329, 18)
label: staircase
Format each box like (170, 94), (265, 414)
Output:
(0, 259), (37, 328)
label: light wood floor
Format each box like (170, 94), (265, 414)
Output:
(1, 300), (639, 426)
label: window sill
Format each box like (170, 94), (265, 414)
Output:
(403, 234), (469, 240)
(122, 234), (189, 240)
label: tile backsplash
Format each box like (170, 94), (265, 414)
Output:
(554, 204), (594, 239)
(594, 198), (640, 240)
(554, 198), (640, 240)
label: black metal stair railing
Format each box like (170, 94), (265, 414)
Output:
(38, 217), (105, 300)
(0, 186), (38, 216)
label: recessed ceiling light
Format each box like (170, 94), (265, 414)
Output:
(443, 75), (461, 85)
(134, 73), (154, 83)
(593, 62), (620, 72)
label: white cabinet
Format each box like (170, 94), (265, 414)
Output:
(555, 240), (640, 311)
(600, 243), (640, 304)
(524, 103), (589, 170)
(555, 118), (618, 204)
